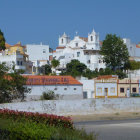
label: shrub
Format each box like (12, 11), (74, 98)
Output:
(0, 120), (97, 140)
(40, 90), (59, 100)
(0, 109), (73, 129)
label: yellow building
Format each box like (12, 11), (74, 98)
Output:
(5, 42), (26, 55)
(118, 78), (139, 97)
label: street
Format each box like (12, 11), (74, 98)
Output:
(74, 119), (140, 140)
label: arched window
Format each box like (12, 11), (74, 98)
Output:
(91, 36), (93, 41)
(61, 39), (63, 44)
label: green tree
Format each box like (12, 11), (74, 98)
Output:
(0, 63), (30, 103)
(40, 64), (52, 75)
(66, 59), (87, 77)
(51, 59), (60, 68)
(100, 34), (129, 71)
(0, 29), (6, 51)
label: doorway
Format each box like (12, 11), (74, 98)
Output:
(104, 88), (108, 97)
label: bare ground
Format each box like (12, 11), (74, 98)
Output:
(67, 112), (140, 122)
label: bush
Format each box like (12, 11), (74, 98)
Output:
(40, 90), (59, 100)
(0, 120), (97, 140)
(0, 109), (73, 129)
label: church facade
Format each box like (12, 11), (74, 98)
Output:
(53, 29), (106, 72)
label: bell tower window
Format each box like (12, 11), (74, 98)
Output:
(61, 39), (63, 44)
(91, 36), (93, 41)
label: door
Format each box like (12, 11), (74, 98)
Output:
(104, 88), (108, 97)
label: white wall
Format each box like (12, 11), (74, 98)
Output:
(1, 98), (140, 115)
(96, 83), (117, 97)
(79, 80), (94, 98)
(27, 85), (83, 100)
(26, 44), (49, 61)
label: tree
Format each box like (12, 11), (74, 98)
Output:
(0, 29), (6, 50)
(40, 64), (52, 75)
(100, 34), (129, 71)
(66, 59), (87, 77)
(0, 63), (30, 103)
(51, 59), (60, 68)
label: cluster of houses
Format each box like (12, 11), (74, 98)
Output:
(23, 75), (140, 100)
(1, 29), (140, 100)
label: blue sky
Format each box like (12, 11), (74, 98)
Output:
(0, 0), (140, 49)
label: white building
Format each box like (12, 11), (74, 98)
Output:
(53, 29), (106, 72)
(26, 43), (52, 74)
(95, 75), (118, 98)
(0, 50), (31, 73)
(24, 75), (83, 100)
(79, 80), (95, 98)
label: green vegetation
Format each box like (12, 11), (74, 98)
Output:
(40, 90), (59, 100)
(0, 109), (97, 140)
(0, 29), (6, 50)
(40, 64), (52, 75)
(100, 34), (129, 71)
(51, 59), (60, 69)
(0, 63), (30, 103)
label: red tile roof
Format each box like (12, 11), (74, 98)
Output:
(56, 46), (66, 49)
(96, 75), (118, 80)
(79, 37), (88, 42)
(23, 75), (82, 85)
(136, 44), (140, 48)
(5, 43), (11, 48)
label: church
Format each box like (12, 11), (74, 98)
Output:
(53, 29), (106, 72)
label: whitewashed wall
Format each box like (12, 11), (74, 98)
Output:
(96, 83), (117, 97)
(1, 98), (140, 115)
(26, 85), (83, 100)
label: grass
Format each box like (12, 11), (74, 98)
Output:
(0, 118), (11, 129)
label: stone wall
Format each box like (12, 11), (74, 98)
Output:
(0, 98), (140, 116)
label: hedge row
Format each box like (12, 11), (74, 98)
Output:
(0, 109), (73, 129)
(0, 119), (97, 140)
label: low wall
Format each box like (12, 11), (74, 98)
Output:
(0, 98), (140, 115)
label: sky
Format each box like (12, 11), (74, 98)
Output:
(0, 0), (140, 49)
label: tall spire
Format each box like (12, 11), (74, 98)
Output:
(91, 28), (95, 34)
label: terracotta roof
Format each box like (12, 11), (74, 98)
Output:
(96, 75), (118, 80)
(23, 75), (82, 85)
(5, 43), (11, 48)
(56, 46), (66, 49)
(136, 44), (140, 48)
(79, 37), (88, 42)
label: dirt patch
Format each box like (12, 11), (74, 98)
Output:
(67, 112), (140, 122)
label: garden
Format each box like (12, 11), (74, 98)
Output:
(0, 109), (96, 140)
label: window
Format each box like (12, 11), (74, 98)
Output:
(74, 88), (76, 90)
(99, 60), (101, 63)
(97, 88), (102, 93)
(64, 88), (67, 90)
(20, 61), (22, 66)
(43, 49), (46, 53)
(77, 52), (80, 57)
(132, 88), (136, 92)
(17, 61), (20, 65)
(91, 36), (93, 41)
(54, 88), (57, 90)
(110, 87), (115, 93)
(87, 60), (90, 64)
(120, 88), (124, 93)
(61, 39), (63, 44)
(75, 43), (78, 47)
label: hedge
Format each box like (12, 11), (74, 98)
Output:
(0, 109), (73, 129)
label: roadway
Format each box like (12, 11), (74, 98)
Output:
(74, 119), (140, 140)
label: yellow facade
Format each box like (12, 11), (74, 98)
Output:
(118, 79), (139, 97)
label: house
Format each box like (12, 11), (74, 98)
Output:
(118, 78), (139, 97)
(79, 80), (94, 98)
(24, 75), (83, 100)
(26, 43), (52, 74)
(95, 75), (118, 98)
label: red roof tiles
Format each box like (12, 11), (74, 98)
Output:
(23, 75), (82, 85)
